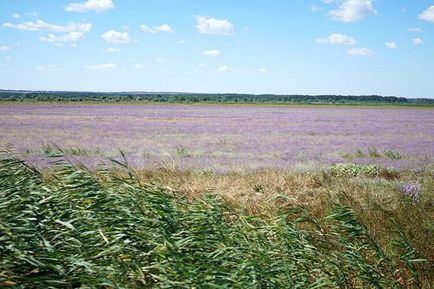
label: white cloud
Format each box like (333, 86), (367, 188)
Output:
(0, 46), (12, 51)
(102, 30), (130, 44)
(105, 47), (120, 52)
(316, 33), (356, 45)
(65, 0), (114, 12)
(3, 20), (90, 44)
(258, 68), (268, 73)
(328, 0), (377, 22)
(10, 12), (37, 19)
(155, 24), (174, 33)
(196, 16), (234, 35)
(40, 32), (85, 43)
(5, 56), (12, 61)
(347, 47), (374, 56)
(177, 39), (186, 44)
(413, 38), (424, 45)
(140, 25), (155, 33)
(86, 63), (116, 71)
(217, 65), (235, 72)
(134, 63), (148, 70)
(201, 49), (220, 57)
(140, 24), (175, 34)
(419, 6), (434, 23)
(36, 64), (60, 71)
(385, 41), (397, 49)
(2, 20), (91, 33)
(409, 27), (422, 32)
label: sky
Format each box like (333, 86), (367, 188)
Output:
(0, 0), (433, 98)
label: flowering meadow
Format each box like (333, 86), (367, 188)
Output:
(0, 103), (433, 171)
(1, 103), (433, 287)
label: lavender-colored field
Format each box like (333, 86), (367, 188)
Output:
(0, 103), (433, 171)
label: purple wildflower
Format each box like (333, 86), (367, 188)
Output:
(400, 182), (422, 203)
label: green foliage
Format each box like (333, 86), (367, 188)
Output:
(0, 153), (431, 288)
(384, 150), (403, 160)
(343, 148), (405, 160)
(330, 163), (383, 177)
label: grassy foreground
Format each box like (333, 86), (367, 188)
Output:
(0, 152), (433, 288)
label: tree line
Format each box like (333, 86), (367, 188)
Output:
(1, 90), (433, 105)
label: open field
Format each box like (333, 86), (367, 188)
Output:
(0, 103), (433, 171)
(1, 103), (433, 288)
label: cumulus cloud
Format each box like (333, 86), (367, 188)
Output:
(201, 49), (220, 57)
(328, 0), (377, 22)
(2, 20), (91, 33)
(196, 16), (234, 35)
(413, 38), (424, 45)
(258, 68), (268, 73)
(102, 30), (130, 43)
(86, 63), (116, 71)
(140, 24), (175, 34)
(65, 0), (114, 12)
(2, 19), (91, 43)
(217, 65), (235, 72)
(40, 32), (85, 42)
(0, 46), (12, 51)
(385, 41), (397, 49)
(419, 6), (434, 23)
(316, 33), (355, 45)
(347, 47), (374, 56)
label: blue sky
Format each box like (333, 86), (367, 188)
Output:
(0, 0), (433, 98)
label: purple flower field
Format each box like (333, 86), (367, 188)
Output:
(0, 103), (433, 171)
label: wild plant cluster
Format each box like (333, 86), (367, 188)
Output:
(0, 152), (431, 288)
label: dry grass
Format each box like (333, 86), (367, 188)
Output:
(132, 168), (406, 210)
(132, 168), (434, 262)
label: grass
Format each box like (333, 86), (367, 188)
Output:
(343, 147), (405, 160)
(1, 150), (433, 288)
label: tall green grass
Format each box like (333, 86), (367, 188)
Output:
(0, 152), (431, 288)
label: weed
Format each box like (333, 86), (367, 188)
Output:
(384, 149), (403, 160)
(174, 145), (190, 157)
(368, 146), (382, 158)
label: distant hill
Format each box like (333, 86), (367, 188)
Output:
(1, 90), (433, 106)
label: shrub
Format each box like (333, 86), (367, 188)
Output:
(330, 163), (381, 177)
(384, 150), (403, 160)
